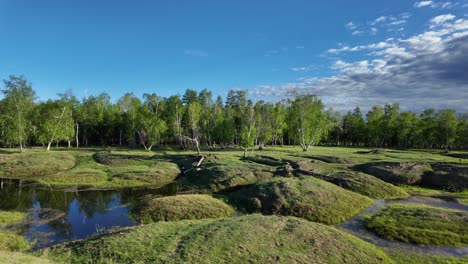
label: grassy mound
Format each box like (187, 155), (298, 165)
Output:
(183, 155), (275, 192)
(48, 214), (392, 264)
(136, 194), (234, 223)
(355, 162), (431, 185)
(0, 152), (75, 177)
(229, 177), (373, 224)
(93, 151), (150, 166)
(421, 163), (468, 192)
(107, 162), (180, 187)
(38, 152), (181, 188)
(0, 211), (27, 226)
(364, 204), (468, 246)
(314, 171), (408, 199)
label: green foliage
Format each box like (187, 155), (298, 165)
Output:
(289, 93), (330, 151)
(135, 194), (234, 223)
(0, 75), (36, 151)
(229, 176), (373, 224)
(364, 204), (468, 246)
(48, 214), (393, 264)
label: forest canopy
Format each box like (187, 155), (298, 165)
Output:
(1, 75), (466, 151)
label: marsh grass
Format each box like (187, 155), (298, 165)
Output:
(0, 211), (31, 252)
(47, 214), (393, 264)
(0, 211), (27, 226)
(364, 204), (468, 246)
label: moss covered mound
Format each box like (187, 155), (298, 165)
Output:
(0, 153), (75, 177)
(364, 204), (468, 246)
(107, 163), (180, 187)
(314, 171), (408, 199)
(49, 215), (392, 264)
(421, 163), (468, 192)
(183, 156), (275, 192)
(93, 151), (150, 166)
(136, 194), (234, 222)
(229, 177), (373, 224)
(355, 162), (431, 185)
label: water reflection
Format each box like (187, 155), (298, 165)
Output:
(0, 178), (176, 248)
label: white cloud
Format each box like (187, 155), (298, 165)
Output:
(290, 65), (315, 72)
(414, 1), (433, 7)
(250, 16), (468, 113)
(352, 30), (363, 35)
(371, 16), (387, 25)
(414, 1), (456, 9)
(345, 21), (357, 30)
(431, 14), (456, 26)
(184, 49), (208, 57)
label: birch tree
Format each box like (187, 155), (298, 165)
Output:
(1, 75), (36, 152)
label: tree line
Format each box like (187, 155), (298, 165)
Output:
(1, 75), (466, 153)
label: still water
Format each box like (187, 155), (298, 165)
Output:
(0, 178), (176, 248)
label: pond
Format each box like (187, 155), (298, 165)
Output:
(0, 178), (177, 248)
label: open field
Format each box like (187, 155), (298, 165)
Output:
(0, 145), (467, 263)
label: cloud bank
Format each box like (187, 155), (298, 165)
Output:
(250, 15), (468, 113)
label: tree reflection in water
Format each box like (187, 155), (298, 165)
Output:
(0, 178), (173, 248)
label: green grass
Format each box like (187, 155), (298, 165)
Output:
(0, 211), (31, 252)
(293, 159), (408, 199)
(35, 150), (181, 188)
(0, 231), (30, 251)
(354, 162), (431, 185)
(364, 204), (468, 246)
(0, 152), (75, 177)
(314, 171), (408, 199)
(0, 251), (54, 264)
(0, 211), (27, 226)
(182, 153), (276, 192)
(47, 214), (393, 264)
(388, 251), (468, 264)
(229, 176), (373, 224)
(135, 194), (234, 223)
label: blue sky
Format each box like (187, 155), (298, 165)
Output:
(1, 0), (467, 112)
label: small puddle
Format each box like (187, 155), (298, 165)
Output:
(340, 196), (468, 257)
(0, 178), (177, 248)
